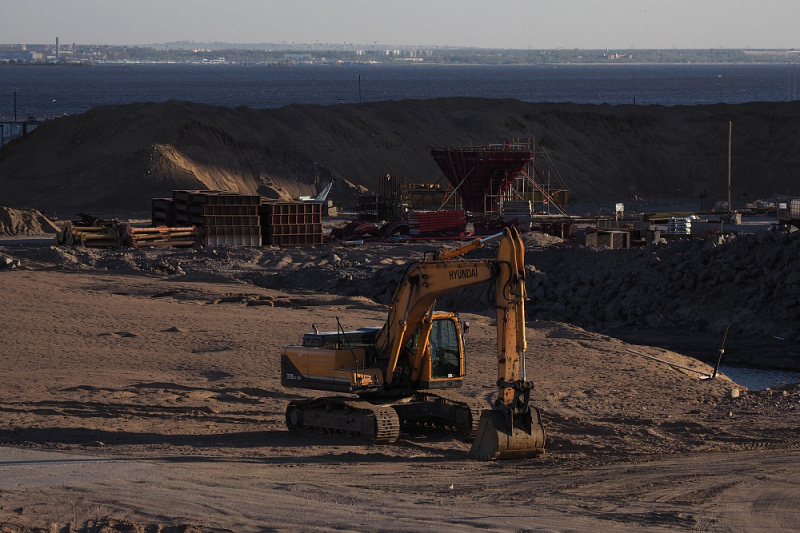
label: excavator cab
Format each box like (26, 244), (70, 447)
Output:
(404, 314), (464, 386)
(429, 317), (462, 379)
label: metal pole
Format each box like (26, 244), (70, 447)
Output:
(358, 75), (361, 103)
(13, 91), (17, 121)
(728, 121), (732, 213)
(718, 75), (723, 103)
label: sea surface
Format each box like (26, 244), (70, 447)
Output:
(719, 365), (800, 391)
(1, 63), (799, 120)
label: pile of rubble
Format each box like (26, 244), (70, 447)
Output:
(525, 229), (800, 340)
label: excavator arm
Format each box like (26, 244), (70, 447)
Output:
(374, 227), (545, 460)
(470, 227), (545, 460)
(375, 231), (513, 385)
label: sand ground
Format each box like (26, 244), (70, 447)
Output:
(1, 251), (800, 532)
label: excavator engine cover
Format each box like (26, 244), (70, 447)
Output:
(469, 406), (545, 461)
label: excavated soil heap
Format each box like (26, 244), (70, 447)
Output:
(1, 99), (800, 211)
(0, 206), (58, 236)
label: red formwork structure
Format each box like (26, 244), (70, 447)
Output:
(430, 144), (533, 213)
(260, 202), (323, 246)
(408, 210), (467, 235)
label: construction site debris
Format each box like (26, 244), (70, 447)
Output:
(326, 220), (408, 243)
(0, 255), (20, 269)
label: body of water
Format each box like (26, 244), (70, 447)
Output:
(719, 365), (800, 391)
(1, 63), (799, 119)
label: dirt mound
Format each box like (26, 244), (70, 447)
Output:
(0, 206), (58, 236)
(2, 99), (800, 211)
(0, 518), (210, 533)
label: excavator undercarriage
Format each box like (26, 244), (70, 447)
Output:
(285, 389), (485, 444)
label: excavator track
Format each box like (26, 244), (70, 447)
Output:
(393, 390), (487, 440)
(285, 397), (400, 444)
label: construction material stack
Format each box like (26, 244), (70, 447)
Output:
(408, 210), (467, 236)
(55, 220), (120, 248)
(668, 217), (692, 236)
(151, 198), (175, 226)
(502, 200), (533, 230)
(121, 225), (201, 247)
(259, 202), (323, 246)
(154, 190), (262, 246)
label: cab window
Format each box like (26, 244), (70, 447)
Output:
(430, 319), (461, 379)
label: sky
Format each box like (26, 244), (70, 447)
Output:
(3, 0), (798, 50)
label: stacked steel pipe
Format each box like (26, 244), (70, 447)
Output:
(121, 225), (201, 247)
(54, 220), (120, 248)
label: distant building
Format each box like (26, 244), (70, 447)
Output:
(1, 118), (41, 146)
(0, 51), (42, 61)
(602, 53), (633, 60)
(284, 53), (312, 61)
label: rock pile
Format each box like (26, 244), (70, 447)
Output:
(526, 229), (800, 341)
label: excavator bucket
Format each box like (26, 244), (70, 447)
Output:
(469, 407), (546, 461)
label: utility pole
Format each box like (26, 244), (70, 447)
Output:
(728, 121), (732, 213)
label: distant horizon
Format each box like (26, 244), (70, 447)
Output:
(3, 1), (799, 50)
(4, 42), (800, 52)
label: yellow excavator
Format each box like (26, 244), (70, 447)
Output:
(280, 227), (545, 460)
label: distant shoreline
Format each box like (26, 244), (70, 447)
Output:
(1, 61), (797, 68)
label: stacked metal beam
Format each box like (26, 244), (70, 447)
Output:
(408, 210), (467, 236)
(154, 190), (262, 246)
(151, 198), (175, 226)
(260, 202), (323, 246)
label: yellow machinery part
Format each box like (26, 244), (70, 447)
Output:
(468, 407), (546, 461)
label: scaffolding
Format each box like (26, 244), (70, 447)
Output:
(430, 140), (569, 216)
